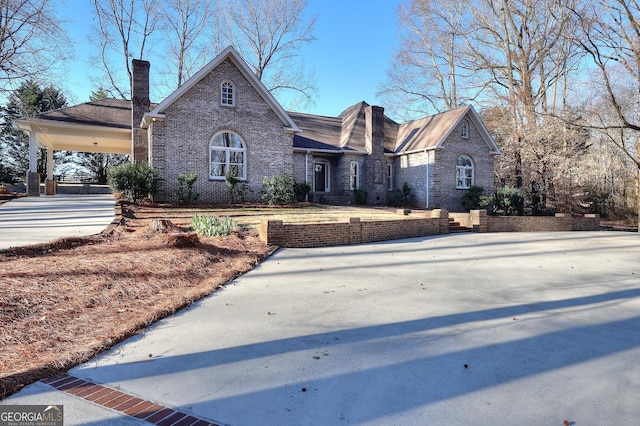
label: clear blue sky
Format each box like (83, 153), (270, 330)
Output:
(60, 0), (405, 117)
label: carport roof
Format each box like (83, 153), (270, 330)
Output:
(31, 98), (133, 129)
(14, 98), (142, 154)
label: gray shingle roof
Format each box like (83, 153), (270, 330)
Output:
(288, 111), (343, 151)
(290, 102), (472, 155)
(33, 98), (134, 129)
(29, 99), (495, 156)
(395, 105), (470, 153)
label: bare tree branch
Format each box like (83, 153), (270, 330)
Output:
(91, 0), (160, 99)
(220, 0), (318, 108)
(0, 0), (71, 94)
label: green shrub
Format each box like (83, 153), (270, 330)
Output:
(225, 171), (249, 203)
(191, 214), (239, 237)
(107, 162), (158, 204)
(175, 172), (200, 204)
(494, 186), (525, 215)
(262, 174), (296, 205)
(353, 187), (368, 205)
(294, 181), (311, 202)
(461, 185), (492, 211)
(397, 182), (412, 208)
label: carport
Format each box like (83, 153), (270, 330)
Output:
(14, 98), (133, 196)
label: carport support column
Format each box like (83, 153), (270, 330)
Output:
(45, 147), (56, 195)
(27, 130), (40, 196)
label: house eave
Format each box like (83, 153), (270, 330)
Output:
(293, 147), (368, 155)
(141, 112), (166, 129)
(398, 146), (441, 156)
(15, 118), (131, 134)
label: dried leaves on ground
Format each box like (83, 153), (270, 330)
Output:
(0, 203), (273, 399)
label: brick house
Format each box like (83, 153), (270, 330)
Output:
(17, 46), (501, 210)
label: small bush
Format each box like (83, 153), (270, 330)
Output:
(353, 187), (368, 205)
(225, 171), (249, 203)
(495, 186), (525, 215)
(107, 162), (158, 204)
(175, 172), (200, 204)
(262, 174), (296, 205)
(461, 185), (492, 211)
(294, 181), (311, 202)
(191, 214), (239, 237)
(396, 182), (412, 208)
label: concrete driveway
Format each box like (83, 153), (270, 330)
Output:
(0, 194), (116, 250)
(3, 231), (640, 425)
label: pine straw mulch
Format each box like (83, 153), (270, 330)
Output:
(0, 202), (275, 399)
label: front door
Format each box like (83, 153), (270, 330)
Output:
(314, 162), (327, 192)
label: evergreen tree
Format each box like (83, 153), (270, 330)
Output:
(0, 81), (67, 178)
(67, 87), (128, 184)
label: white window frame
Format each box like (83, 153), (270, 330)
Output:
(209, 131), (246, 180)
(350, 161), (359, 190)
(387, 163), (393, 191)
(221, 80), (235, 106)
(456, 154), (474, 189)
(461, 119), (469, 139)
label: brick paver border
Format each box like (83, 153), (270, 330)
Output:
(41, 373), (219, 426)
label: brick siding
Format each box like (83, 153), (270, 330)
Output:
(394, 118), (496, 211)
(150, 59), (293, 203)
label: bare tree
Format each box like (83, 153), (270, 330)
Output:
(220, 0), (317, 108)
(379, 0), (473, 119)
(159, 0), (217, 90)
(0, 0), (70, 94)
(91, 0), (161, 99)
(465, 0), (584, 212)
(567, 0), (640, 223)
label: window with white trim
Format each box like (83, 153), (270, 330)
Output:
(456, 155), (474, 189)
(221, 80), (235, 106)
(461, 119), (469, 139)
(388, 164), (393, 191)
(210, 131), (246, 180)
(350, 161), (359, 190)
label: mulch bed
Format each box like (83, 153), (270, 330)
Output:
(0, 202), (274, 399)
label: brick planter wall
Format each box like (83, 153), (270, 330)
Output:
(259, 209), (449, 248)
(467, 210), (600, 232)
(259, 209), (600, 249)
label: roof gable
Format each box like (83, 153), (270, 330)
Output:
(396, 105), (501, 155)
(144, 46), (299, 132)
(289, 102), (500, 156)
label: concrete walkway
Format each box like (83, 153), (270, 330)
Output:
(0, 194), (116, 250)
(2, 231), (639, 425)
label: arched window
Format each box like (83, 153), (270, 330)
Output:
(461, 119), (469, 139)
(456, 155), (474, 189)
(210, 131), (246, 180)
(221, 80), (235, 106)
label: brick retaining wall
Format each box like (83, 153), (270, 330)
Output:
(259, 209), (449, 248)
(458, 211), (600, 232)
(259, 209), (601, 248)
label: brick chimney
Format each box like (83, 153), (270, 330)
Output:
(131, 59), (151, 164)
(364, 105), (388, 205)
